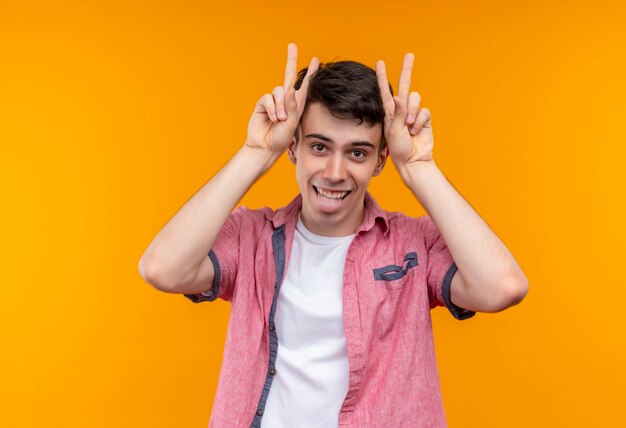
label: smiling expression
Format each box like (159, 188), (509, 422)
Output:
(288, 102), (388, 237)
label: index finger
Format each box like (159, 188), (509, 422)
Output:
(397, 53), (414, 101)
(295, 56), (319, 96)
(376, 60), (394, 114)
(294, 56), (320, 116)
(283, 43), (298, 89)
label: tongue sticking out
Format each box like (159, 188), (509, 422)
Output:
(315, 187), (347, 213)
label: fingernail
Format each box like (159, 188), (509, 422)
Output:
(270, 113), (277, 121)
(406, 114), (414, 123)
(279, 110), (287, 120)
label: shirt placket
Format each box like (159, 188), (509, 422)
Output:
(249, 223), (294, 428)
(338, 234), (367, 427)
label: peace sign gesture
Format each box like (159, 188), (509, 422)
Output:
(376, 54), (434, 168)
(245, 43), (320, 156)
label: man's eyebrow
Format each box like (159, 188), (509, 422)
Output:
(305, 133), (376, 149)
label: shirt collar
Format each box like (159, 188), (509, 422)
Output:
(267, 192), (389, 236)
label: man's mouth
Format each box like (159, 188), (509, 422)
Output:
(313, 186), (351, 200)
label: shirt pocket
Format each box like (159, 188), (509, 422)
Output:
(372, 252), (418, 290)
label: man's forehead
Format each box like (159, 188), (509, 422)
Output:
(300, 103), (382, 138)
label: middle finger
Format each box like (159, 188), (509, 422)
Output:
(397, 53), (415, 101)
(283, 43), (298, 89)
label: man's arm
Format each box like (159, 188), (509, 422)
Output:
(401, 161), (527, 312)
(138, 44), (319, 294)
(376, 54), (528, 313)
(138, 146), (276, 293)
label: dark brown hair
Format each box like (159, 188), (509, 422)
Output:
(294, 60), (393, 151)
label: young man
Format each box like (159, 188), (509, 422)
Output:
(139, 44), (528, 427)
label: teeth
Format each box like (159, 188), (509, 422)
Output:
(316, 187), (348, 199)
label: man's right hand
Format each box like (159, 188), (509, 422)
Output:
(139, 44), (319, 296)
(245, 43), (319, 156)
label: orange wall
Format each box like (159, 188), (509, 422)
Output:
(1, 0), (624, 426)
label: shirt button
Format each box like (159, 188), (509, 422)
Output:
(269, 367), (276, 375)
(268, 323), (275, 332)
(256, 408), (264, 416)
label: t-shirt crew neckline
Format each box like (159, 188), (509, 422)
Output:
(296, 213), (356, 244)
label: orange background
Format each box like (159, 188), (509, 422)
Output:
(1, 0), (624, 426)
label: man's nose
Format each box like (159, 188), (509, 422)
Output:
(323, 154), (348, 182)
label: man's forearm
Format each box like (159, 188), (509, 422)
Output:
(139, 145), (277, 288)
(398, 160), (528, 301)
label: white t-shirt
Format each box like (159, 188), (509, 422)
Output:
(260, 215), (355, 428)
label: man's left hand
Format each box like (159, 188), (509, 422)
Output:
(376, 53), (434, 169)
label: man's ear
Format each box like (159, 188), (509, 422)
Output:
(287, 124), (302, 164)
(287, 137), (298, 165)
(372, 146), (388, 177)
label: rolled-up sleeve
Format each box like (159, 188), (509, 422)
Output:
(183, 206), (247, 303)
(421, 216), (476, 320)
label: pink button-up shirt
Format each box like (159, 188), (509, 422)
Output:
(185, 193), (475, 427)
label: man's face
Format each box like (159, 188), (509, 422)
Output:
(288, 102), (387, 237)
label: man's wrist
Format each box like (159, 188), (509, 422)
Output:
(397, 159), (440, 188)
(239, 143), (282, 175)
(397, 159), (452, 219)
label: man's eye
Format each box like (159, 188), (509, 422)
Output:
(313, 144), (325, 152)
(352, 150), (366, 158)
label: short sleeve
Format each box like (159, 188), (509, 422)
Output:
(183, 206), (247, 304)
(421, 216), (476, 320)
